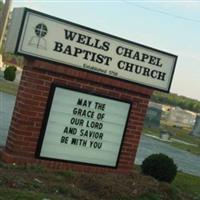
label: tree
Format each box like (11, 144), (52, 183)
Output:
(151, 91), (200, 113)
(0, 1), (3, 12)
(0, 0), (12, 52)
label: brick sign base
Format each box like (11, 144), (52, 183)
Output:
(0, 59), (153, 173)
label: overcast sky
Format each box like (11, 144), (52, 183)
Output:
(11, 0), (200, 101)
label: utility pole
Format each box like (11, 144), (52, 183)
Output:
(0, 0), (12, 51)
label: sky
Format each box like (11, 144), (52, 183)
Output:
(10, 0), (200, 101)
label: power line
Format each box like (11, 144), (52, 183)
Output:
(124, 1), (200, 23)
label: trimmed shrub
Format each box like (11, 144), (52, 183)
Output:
(4, 65), (17, 81)
(141, 153), (177, 183)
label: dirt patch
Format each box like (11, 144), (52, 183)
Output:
(0, 162), (194, 200)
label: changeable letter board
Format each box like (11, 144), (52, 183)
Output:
(36, 85), (131, 167)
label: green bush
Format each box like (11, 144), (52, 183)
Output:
(4, 65), (17, 81)
(141, 153), (177, 183)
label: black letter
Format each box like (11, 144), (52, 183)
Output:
(118, 60), (125, 69)
(116, 46), (124, 55)
(104, 56), (112, 66)
(77, 98), (83, 106)
(157, 71), (166, 81)
(96, 54), (104, 64)
(142, 67), (150, 77)
(76, 34), (87, 44)
(53, 41), (63, 52)
(156, 58), (163, 67)
(63, 45), (72, 55)
(141, 53), (149, 62)
(151, 70), (158, 79)
(102, 41), (110, 51)
(73, 47), (83, 57)
(64, 29), (77, 41)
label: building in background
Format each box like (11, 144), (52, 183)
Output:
(144, 101), (197, 130)
(144, 102), (162, 128)
(164, 107), (196, 128)
(192, 115), (200, 137)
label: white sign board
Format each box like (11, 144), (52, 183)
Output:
(6, 8), (177, 92)
(36, 85), (131, 167)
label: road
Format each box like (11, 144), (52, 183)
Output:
(135, 134), (200, 177)
(0, 92), (16, 146)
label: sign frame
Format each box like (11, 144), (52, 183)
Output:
(7, 8), (177, 92)
(35, 83), (132, 168)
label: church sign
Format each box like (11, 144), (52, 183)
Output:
(36, 84), (131, 167)
(6, 8), (177, 92)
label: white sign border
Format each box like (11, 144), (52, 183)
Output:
(35, 83), (132, 168)
(13, 8), (178, 92)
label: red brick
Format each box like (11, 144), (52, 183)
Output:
(1, 59), (152, 174)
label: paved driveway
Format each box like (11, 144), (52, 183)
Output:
(0, 91), (200, 177)
(135, 135), (200, 177)
(0, 92), (16, 146)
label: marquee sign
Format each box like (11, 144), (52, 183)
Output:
(6, 8), (177, 92)
(36, 84), (131, 167)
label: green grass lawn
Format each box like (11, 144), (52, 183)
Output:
(0, 189), (65, 200)
(172, 172), (200, 199)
